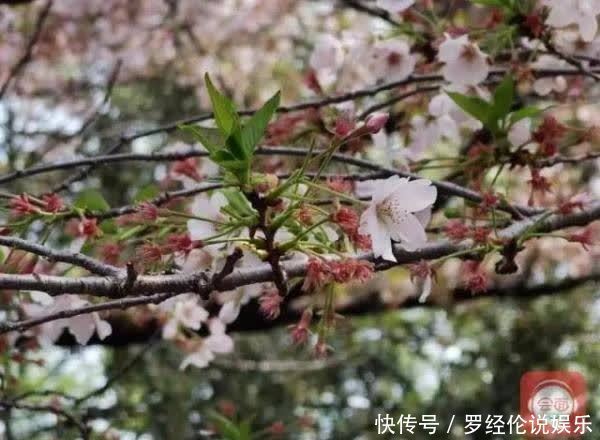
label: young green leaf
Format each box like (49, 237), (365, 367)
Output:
(447, 92), (492, 126)
(133, 184), (160, 202)
(74, 189), (110, 212)
(179, 124), (224, 154)
(222, 189), (256, 217)
(239, 90), (280, 154)
(204, 73), (240, 136)
(226, 129), (250, 161)
(491, 75), (515, 124)
(508, 106), (542, 126)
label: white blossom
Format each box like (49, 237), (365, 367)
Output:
(309, 34), (345, 89)
(369, 39), (416, 82)
(180, 319), (234, 369)
(187, 192), (228, 256)
(162, 297), (209, 340)
(429, 87), (485, 131)
(508, 118), (532, 148)
(554, 30), (600, 58)
(544, 0), (600, 42)
(218, 253), (265, 324)
(24, 294), (112, 345)
(376, 0), (415, 14)
(438, 34), (489, 86)
(358, 176), (437, 261)
(531, 55), (569, 96)
(405, 115), (450, 161)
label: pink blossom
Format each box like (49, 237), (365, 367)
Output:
(365, 112), (389, 134)
(259, 289), (283, 320)
(289, 309), (312, 345)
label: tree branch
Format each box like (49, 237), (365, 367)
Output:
(0, 146), (542, 217)
(0, 236), (123, 276)
(1, 201), (598, 336)
(0, 0), (52, 99)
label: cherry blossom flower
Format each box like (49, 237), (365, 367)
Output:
(334, 114), (355, 138)
(557, 192), (590, 214)
(314, 336), (332, 358)
(217, 400), (237, 418)
(462, 260), (489, 294)
(100, 243), (121, 265)
(531, 55), (568, 96)
(406, 87), (485, 160)
(331, 207), (360, 236)
(331, 259), (374, 284)
(370, 39), (416, 82)
(376, 0), (415, 14)
(326, 177), (353, 194)
(430, 88), (485, 131)
(358, 176), (437, 261)
(171, 157), (202, 182)
(289, 309), (312, 345)
(365, 112), (390, 134)
(303, 258), (332, 291)
(309, 35), (344, 89)
(533, 115), (566, 146)
(24, 294), (112, 345)
(528, 168), (552, 205)
(471, 226), (490, 244)
(180, 319), (233, 369)
(78, 218), (101, 238)
(137, 243), (163, 265)
(137, 201), (159, 222)
(408, 260), (434, 302)
(266, 421), (286, 437)
(162, 297), (208, 340)
(438, 34), (489, 86)
(187, 192), (227, 255)
(218, 253), (265, 324)
(405, 113), (458, 160)
(41, 194), (64, 213)
(164, 233), (201, 255)
(10, 194), (37, 216)
(555, 30), (600, 58)
(567, 226), (595, 250)
(544, 0), (600, 42)
(259, 289), (283, 320)
(508, 118), (532, 147)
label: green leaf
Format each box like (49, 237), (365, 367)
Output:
(207, 411), (243, 440)
(239, 90), (280, 154)
(211, 150), (247, 172)
(100, 219), (117, 235)
(226, 130), (249, 161)
(508, 106), (542, 125)
(448, 92), (492, 126)
(222, 189), (255, 217)
(74, 189), (110, 212)
(491, 75), (514, 123)
(472, 0), (512, 9)
(204, 74), (239, 136)
(179, 124), (224, 154)
(134, 184), (160, 202)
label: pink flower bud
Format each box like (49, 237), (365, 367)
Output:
(365, 112), (389, 134)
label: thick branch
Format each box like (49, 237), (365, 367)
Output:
(1, 201), (598, 336)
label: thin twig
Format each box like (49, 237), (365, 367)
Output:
(0, 1), (53, 99)
(0, 236), (123, 276)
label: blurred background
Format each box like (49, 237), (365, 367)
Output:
(0, 0), (599, 438)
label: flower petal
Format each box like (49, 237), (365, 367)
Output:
(385, 212), (427, 251)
